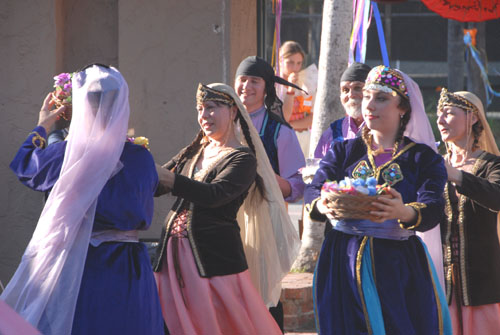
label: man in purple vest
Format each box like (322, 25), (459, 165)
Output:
(313, 62), (371, 236)
(313, 62), (371, 158)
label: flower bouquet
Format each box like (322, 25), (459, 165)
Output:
(52, 72), (73, 121)
(127, 136), (150, 150)
(321, 176), (389, 220)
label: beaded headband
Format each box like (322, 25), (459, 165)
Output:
(365, 65), (409, 99)
(438, 88), (479, 114)
(196, 83), (234, 106)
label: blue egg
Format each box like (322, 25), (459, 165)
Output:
(368, 186), (376, 195)
(367, 177), (377, 186)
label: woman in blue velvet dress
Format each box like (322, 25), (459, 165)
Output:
(1, 65), (164, 335)
(305, 65), (451, 334)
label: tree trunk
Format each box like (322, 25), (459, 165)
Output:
(466, 22), (487, 108)
(447, 20), (465, 92)
(308, 0), (352, 156)
(292, 0), (351, 272)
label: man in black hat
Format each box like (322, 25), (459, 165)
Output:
(313, 62), (371, 158)
(234, 56), (306, 332)
(235, 56), (305, 204)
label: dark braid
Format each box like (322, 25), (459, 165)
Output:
(393, 97), (412, 155)
(471, 117), (483, 151)
(237, 111), (267, 199)
(176, 130), (205, 167)
(361, 126), (372, 150)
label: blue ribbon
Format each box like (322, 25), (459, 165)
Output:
(356, 25), (363, 63)
(372, 3), (390, 67)
(464, 32), (500, 107)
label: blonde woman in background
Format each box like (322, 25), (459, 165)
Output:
(437, 89), (500, 335)
(279, 41), (317, 157)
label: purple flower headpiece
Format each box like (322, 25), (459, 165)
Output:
(53, 72), (73, 120)
(365, 65), (409, 100)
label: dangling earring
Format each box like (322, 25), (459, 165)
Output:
(400, 114), (404, 119)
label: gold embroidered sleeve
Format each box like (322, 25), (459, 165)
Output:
(399, 202), (427, 230)
(305, 196), (329, 222)
(29, 131), (47, 149)
(305, 197), (321, 216)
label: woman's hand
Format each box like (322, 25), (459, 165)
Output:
(316, 197), (337, 219)
(275, 174), (292, 198)
(156, 164), (175, 191)
(38, 93), (66, 133)
(369, 187), (416, 223)
(444, 160), (463, 185)
(288, 72), (299, 85)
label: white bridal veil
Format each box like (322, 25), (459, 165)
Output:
(1, 65), (130, 334)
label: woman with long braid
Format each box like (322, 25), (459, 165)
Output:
(153, 83), (292, 334)
(305, 66), (451, 334)
(437, 89), (500, 334)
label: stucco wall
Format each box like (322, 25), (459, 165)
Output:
(0, 0), (256, 287)
(57, 0), (119, 71)
(119, 0), (231, 240)
(0, 1), (59, 287)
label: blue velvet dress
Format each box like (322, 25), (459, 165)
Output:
(305, 137), (451, 335)
(10, 126), (164, 335)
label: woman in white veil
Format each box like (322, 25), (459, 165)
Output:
(1, 65), (164, 335)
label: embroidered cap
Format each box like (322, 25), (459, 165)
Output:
(196, 83), (235, 106)
(365, 65), (409, 100)
(437, 87), (479, 115)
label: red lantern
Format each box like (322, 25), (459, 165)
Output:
(421, 0), (500, 22)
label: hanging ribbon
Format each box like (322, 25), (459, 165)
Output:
(271, 0), (282, 75)
(464, 30), (500, 106)
(372, 2), (390, 67)
(349, 0), (370, 64)
(349, 0), (390, 67)
(359, 0), (372, 63)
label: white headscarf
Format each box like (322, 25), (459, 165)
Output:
(398, 70), (445, 289)
(446, 90), (500, 156)
(207, 83), (301, 308)
(399, 71), (438, 152)
(1, 65), (130, 334)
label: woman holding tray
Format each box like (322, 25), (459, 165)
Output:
(436, 89), (500, 334)
(305, 65), (451, 334)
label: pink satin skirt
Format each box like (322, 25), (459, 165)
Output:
(154, 237), (281, 335)
(449, 293), (500, 335)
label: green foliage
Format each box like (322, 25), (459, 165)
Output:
(290, 267), (308, 274)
